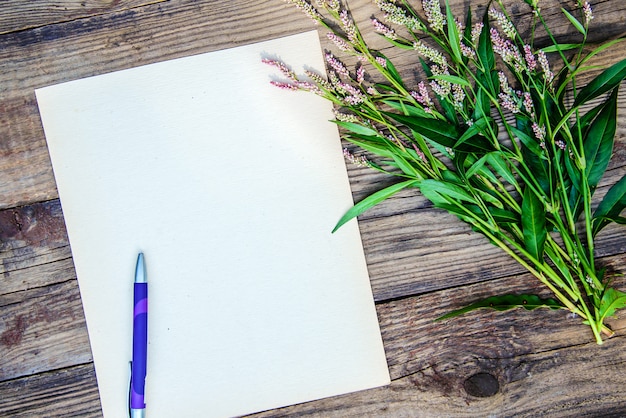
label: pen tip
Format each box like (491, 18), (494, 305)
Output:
(135, 253), (146, 283)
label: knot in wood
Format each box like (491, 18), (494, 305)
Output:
(463, 372), (499, 397)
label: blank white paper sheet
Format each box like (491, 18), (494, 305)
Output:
(35, 31), (390, 417)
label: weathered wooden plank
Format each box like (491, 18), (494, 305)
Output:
(1, 256), (623, 416)
(248, 338), (626, 417)
(0, 364), (101, 417)
(0, 279), (91, 381)
(0, 200), (73, 296)
(0, 0), (167, 35)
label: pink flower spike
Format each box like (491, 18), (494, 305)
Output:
(270, 80), (299, 91)
(356, 64), (365, 84)
(325, 52), (350, 78)
(524, 45), (537, 71)
(583, 2), (593, 26)
(372, 18), (397, 39)
(326, 32), (350, 52)
(262, 58), (297, 81)
(532, 122), (546, 141)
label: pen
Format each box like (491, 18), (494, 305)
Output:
(130, 253), (148, 418)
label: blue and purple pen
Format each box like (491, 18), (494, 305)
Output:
(130, 253), (148, 418)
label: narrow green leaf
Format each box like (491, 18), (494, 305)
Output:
(541, 43), (582, 53)
(477, 8), (495, 71)
(382, 99), (431, 119)
(446, 0), (462, 62)
(475, 189), (504, 209)
(332, 180), (419, 233)
(386, 111), (493, 151)
(391, 153), (420, 177)
(510, 125), (545, 158)
(436, 294), (563, 320)
(385, 112), (459, 148)
(599, 288), (626, 322)
(466, 154), (489, 179)
(517, 118), (551, 194)
(333, 120), (379, 137)
(438, 202), (518, 224)
(561, 8), (586, 35)
(593, 174), (626, 236)
(429, 74), (470, 87)
(584, 88), (618, 188)
(379, 52), (405, 89)
(382, 37), (415, 50)
(522, 186), (547, 260)
(573, 58), (626, 108)
(486, 153), (517, 186)
(454, 117), (489, 148)
(418, 179), (477, 204)
(347, 138), (396, 159)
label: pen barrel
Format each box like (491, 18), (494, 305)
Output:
(131, 282), (148, 409)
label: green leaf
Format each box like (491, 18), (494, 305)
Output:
(599, 288), (626, 322)
(332, 180), (419, 233)
(475, 188), (504, 209)
(465, 155), (499, 184)
(385, 111), (459, 148)
(517, 118), (551, 194)
(486, 152), (517, 186)
(522, 186), (547, 261)
(378, 52), (405, 89)
(584, 88), (618, 189)
(436, 294), (563, 320)
(465, 153), (489, 179)
(429, 74), (470, 87)
(446, 0), (462, 63)
(386, 111), (493, 151)
(418, 179), (477, 205)
(454, 117), (489, 148)
(573, 58), (626, 108)
(561, 8), (586, 35)
(333, 120), (379, 137)
(510, 125), (545, 158)
(382, 99), (431, 119)
(438, 202), (518, 224)
(382, 37), (416, 50)
(391, 153), (420, 177)
(477, 8), (495, 71)
(541, 43), (582, 53)
(347, 138), (396, 160)
(593, 174), (626, 236)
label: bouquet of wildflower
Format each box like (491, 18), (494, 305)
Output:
(265, 0), (626, 344)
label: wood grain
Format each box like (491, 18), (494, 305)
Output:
(0, 0), (167, 35)
(1, 0), (626, 416)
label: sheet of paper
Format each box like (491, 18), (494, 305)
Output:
(35, 31), (390, 417)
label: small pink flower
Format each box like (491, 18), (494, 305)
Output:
(372, 18), (396, 39)
(326, 32), (350, 52)
(325, 52), (350, 78)
(524, 45), (537, 71)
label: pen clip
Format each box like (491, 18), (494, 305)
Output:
(128, 361), (133, 418)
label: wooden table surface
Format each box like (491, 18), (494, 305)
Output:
(1, 0), (626, 416)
